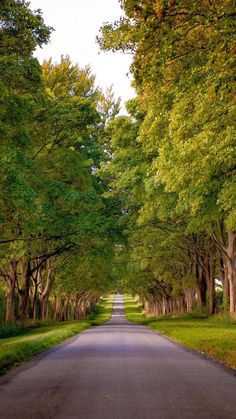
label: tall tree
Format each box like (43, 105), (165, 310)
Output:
(98, 0), (236, 313)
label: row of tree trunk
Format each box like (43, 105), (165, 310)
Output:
(181, 229), (235, 315)
(139, 230), (236, 317)
(3, 257), (99, 323)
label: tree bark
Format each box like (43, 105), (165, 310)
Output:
(202, 252), (216, 314)
(5, 260), (18, 323)
(52, 295), (57, 321)
(18, 259), (31, 321)
(195, 258), (207, 308)
(38, 261), (54, 320)
(184, 289), (195, 312)
(30, 262), (41, 320)
(220, 256), (230, 308)
(60, 298), (69, 321)
(212, 225), (236, 314)
(207, 262), (216, 314)
(225, 231), (236, 314)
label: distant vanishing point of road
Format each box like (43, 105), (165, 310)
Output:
(0, 294), (236, 419)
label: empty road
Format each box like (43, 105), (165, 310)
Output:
(0, 294), (236, 419)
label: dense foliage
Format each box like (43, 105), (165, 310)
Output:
(1, 0), (236, 323)
(98, 0), (236, 315)
(0, 0), (119, 323)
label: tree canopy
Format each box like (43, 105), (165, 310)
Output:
(0, 0), (120, 322)
(1, 0), (236, 323)
(98, 0), (236, 315)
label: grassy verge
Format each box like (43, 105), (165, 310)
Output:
(0, 294), (114, 375)
(124, 295), (236, 370)
(89, 294), (114, 324)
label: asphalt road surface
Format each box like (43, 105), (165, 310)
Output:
(0, 294), (236, 419)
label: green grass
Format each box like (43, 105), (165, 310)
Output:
(0, 294), (114, 375)
(89, 294), (114, 324)
(0, 323), (28, 338)
(124, 295), (236, 371)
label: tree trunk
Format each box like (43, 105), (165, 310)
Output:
(184, 289), (195, 312)
(18, 259), (31, 321)
(225, 231), (236, 314)
(213, 227), (236, 313)
(162, 298), (168, 315)
(52, 295), (57, 321)
(204, 256), (216, 314)
(61, 298), (69, 321)
(54, 296), (62, 321)
(31, 265), (41, 320)
(41, 295), (50, 320)
(220, 256), (230, 309)
(207, 271), (216, 314)
(5, 260), (18, 323)
(38, 261), (54, 320)
(195, 260), (207, 308)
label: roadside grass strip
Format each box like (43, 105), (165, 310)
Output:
(89, 294), (114, 324)
(124, 295), (236, 371)
(0, 294), (114, 375)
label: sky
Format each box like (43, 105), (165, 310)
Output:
(29, 0), (135, 111)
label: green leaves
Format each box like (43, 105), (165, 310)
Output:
(98, 0), (236, 312)
(0, 0), (121, 317)
(0, 0), (52, 56)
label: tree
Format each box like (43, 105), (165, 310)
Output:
(0, 1), (120, 322)
(0, 0), (52, 321)
(98, 0), (236, 314)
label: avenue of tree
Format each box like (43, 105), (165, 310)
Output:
(0, 0), (236, 323)
(98, 0), (236, 316)
(0, 0), (121, 322)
